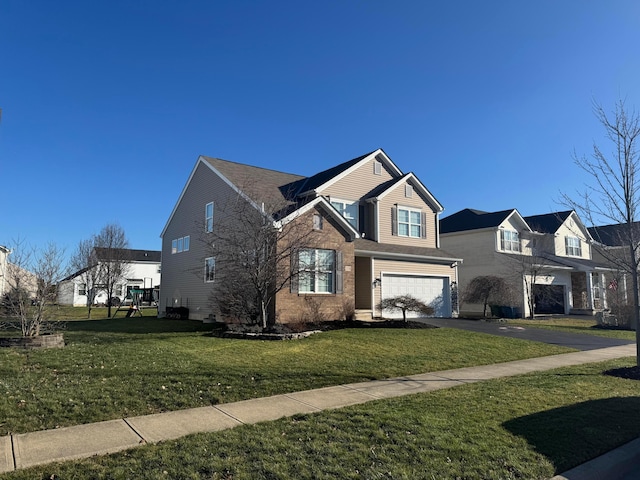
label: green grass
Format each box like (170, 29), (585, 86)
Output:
(3, 358), (640, 480)
(508, 317), (637, 340)
(0, 315), (572, 435)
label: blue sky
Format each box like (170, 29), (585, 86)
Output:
(1, 1), (640, 258)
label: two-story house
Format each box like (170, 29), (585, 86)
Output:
(440, 208), (613, 318)
(58, 248), (161, 307)
(159, 149), (461, 323)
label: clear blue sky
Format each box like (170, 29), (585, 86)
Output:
(1, 0), (640, 258)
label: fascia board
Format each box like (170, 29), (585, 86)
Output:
(506, 210), (533, 232)
(307, 149), (404, 196)
(374, 173), (444, 213)
(160, 156), (273, 238)
(275, 197), (360, 240)
(568, 211), (594, 241)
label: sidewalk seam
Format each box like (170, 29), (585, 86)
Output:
(212, 406), (247, 425)
(122, 418), (147, 444)
(9, 435), (16, 472)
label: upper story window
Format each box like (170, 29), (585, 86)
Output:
(330, 199), (358, 228)
(205, 202), (214, 233)
(171, 236), (190, 254)
(565, 236), (582, 257)
(204, 257), (215, 283)
(397, 207), (423, 238)
(298, 248), (335, 293)
(500, 230), (520, 252)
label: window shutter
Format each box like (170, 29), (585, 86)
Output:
(421, 212), (427, 239)
(564, 236), (569, 255)
(391, 206), (398, 236)
(290, 250), (299, 293)
(335, 251), (343, 294)
(359, 204), (365, 234)
(500, 230), (505, 250)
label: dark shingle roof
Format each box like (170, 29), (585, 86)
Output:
(523, 211), (573, 234)
(94, 248), (161, 263)
(589, 222), (640, 247)
(354, 238), (461, 261)
(440, 208), (517, 234)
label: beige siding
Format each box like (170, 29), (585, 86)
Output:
(555, 221), (591, 259)
(378, 182), (438, 248)
(320, 157), (396, 200)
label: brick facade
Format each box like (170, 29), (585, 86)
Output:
(276, 208), (355, 324)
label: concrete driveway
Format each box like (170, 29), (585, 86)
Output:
(418, 317), (635, 351)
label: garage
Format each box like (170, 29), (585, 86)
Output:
(532, 284), (565, 314)
(382, 274), (450, 318)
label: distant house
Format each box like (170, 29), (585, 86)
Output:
(440, 208), (614, 317)
(58, 248), (161, 306)
(159, 149), (461, 323)
(0, 245), (12, 298)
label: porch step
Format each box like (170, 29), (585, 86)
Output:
(353, 309), (373, 321)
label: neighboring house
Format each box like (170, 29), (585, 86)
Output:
(588, 222), (640, 307)
(0, 245), (10, 298)
(440, 208), (614, 317)
(58, 249), (161, 306)
(159, 148), (461, 323)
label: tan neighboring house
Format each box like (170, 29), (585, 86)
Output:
(440, 208), (614, 318)
(159, 149), (461, 323)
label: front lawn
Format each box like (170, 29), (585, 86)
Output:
(4, 358), (640, 479)
(0, 316), (572, 435)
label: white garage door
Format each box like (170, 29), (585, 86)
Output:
(382, 274), (450, 318)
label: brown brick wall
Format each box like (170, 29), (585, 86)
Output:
(276, 208), (355, 324)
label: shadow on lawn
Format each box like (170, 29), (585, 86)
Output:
(65, 317), (213, 335)
(503, 396), (640, 473)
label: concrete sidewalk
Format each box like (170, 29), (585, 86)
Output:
(0, 344), (636, 476)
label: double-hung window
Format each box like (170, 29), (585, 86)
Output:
(565, 236), (582, 257)
(397, 207), (422, 238)
(500, 230), (520, 252)
(298, 249), (335, 293)
(330, 199), (358, 228)
(204, 257), (215, 283)
(205, 202), (214, 233)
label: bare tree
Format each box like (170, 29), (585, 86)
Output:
(2, 240), (66, 336)
(68, 237), (101, 319)
(201, 188), (321, 330)
(462, 275), (510, 318)
(94, 224), (130, 317)
(379, 295), (434, 323)
(562, 99), (640, 364)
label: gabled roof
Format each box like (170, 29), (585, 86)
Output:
(440, 208), (522, 234)
(201, 156), (306, 205)
(295, 148), (403, 196)
(523, 211), (573, 234)
(275, 196), (359, 240)
(367, 173), (444, 213)
(589, 222), (640, 247)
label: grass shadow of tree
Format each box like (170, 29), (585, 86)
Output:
(503, 396), (640, 473)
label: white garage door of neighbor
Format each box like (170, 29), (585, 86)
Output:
(382, 275), (450, 318)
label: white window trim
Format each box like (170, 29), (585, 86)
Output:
(298, 248), (336, 294)
(500, 230), (520, 252)
(171, 236), (190, 254)
(373, 160), (382, 175)
(205, 257), (215, 283)
(330, 198), (358, 229)
(397, 206), (422, 238)
(566, 236), (582, 257)
(205, 202), (214, 233)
